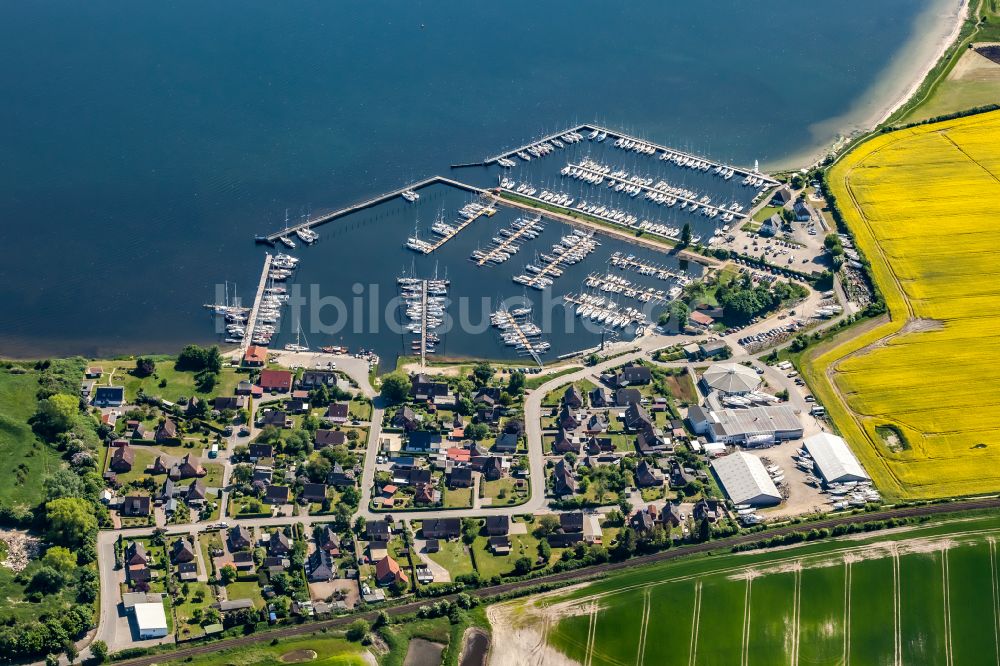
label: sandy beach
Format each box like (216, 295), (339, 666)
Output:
(773, 0), (970, 170)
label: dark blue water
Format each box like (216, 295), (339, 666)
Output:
(0, 0), (939, 359)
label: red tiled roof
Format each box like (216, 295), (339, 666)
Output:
(244, 345), (268, 364)
(259, 369), (293, 390)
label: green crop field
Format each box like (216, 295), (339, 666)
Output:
(494, 512), (1000, 665)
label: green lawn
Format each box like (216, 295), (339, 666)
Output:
(526, 367), (579, 392)
(102, 359), (242, 404)
(173, 581), (215, 640)
(109, 448), (158, 484)
(202, 461), (224, 487)
(348, 401), (372, 421)
(157, 632), (367, 666)
(0, 367), (66, 506)
(471, 533), (544, 580)
(480, 478), (528, 507)
(425, 539), (475, 579)
(225, 581), (265, 609)
(442, 487), (473, 509)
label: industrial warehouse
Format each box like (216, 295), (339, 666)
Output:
(710, 451), (782, 507)
(802, 432), (869, 485)
(686, 403), (803, 446)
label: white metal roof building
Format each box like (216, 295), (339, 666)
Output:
(701, 363), (761, 395)
(803, 433), (869, 484)
(133, 601), (168, 639)
(705, 405), (803, 446)
(711, 451), (782, 507)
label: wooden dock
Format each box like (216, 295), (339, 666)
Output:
(476, 214), (542, 266)
(493, 310), (543, 367)
(263, 176), (487, 243)
(419, 280), (428, 368)
(242, 253), (273, 352)
(566, 161), (748, 219)
(484, 122), (779, 187)
(415, 195), (497, 255)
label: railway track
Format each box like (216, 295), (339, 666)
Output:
(115, 497), (1000, 666)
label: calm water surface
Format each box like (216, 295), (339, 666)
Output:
(0, 0), (941, 361)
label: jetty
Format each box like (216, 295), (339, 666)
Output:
(484, 123), (780, 188)
(566, 161), (748, 219)
(475, 215), (543, 266)
(411, 195), (498, 255)
(242, 253), (273, 352)
(490, 308), (545, 367)
(513, 229), (598, 290)
(609, 252), (687, 282)
(262, 176), (486, 243)
(419, 280), (428, 367)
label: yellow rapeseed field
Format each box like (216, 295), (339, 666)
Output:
(805, 110), (1000, 499)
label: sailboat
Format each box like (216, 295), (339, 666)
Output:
(278, 209), (296, 248)
(283, 323), (310, 352)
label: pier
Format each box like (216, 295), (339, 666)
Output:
(412, 195), (498, 255)
(484, 123), (780, 188)
(566, 161), (748, 219)
(514, 231), (598, 290)
(490, 309), (544, 367)
(609, 252), (687, 281)
(476, 215), (543, 266)
(419, 280), (428, 368)
(263, 176), (487, 243)
(583, 272), (671, 305)
(242, 253), (273, 352)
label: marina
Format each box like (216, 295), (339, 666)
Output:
(608, 251), (691, 283)
(398, 274), (449, 366)
(262, 176), (486, 244)
(512, 228), (599, 290)
(489, 306), (548, 366)
(406, 195), (498, 254)
(582, 272), (674, 305)
(243, 253), (274, 351)
(472, 214), (544, 266)
(560, 292), (651, 332)
(484, 123), (781, 189)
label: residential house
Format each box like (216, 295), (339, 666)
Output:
(552, 430), (579, 455)
(157, 478), (176, 504)
(414, 482), (437, 505)
(258, 409), (289, 429)
(793, 199), (812, 221)
(422, 518), (461, 540)
(586, 414), (608, 434)
(121, 496), (151, 517)
(301, 483), (327, 503)
(689, 311), (715, 327)
(564, 385), (583, 409)
(231, 551), (254, 573)
(410, 374), (451, 401)
(92, 386), (124, 407)
(314, 429), (347, 449)
(615, 388), (642, 407)
(481, 456), (504, 481)
(629, 508), (657, 536)
(186, 480), (207, 504)
(635, 460), (664, 487)
(327, 463), (356, 487)
(366, 519), (392, 542)
(613, 366), (651, 387)
(155, 418), (178, 443)
(669, 459), (695, 489)
(299, 370), (338, 388)
(473, 387), (502, 405)
(229, 525), (253, 551)
(248, 443), (273, 461)
(285, 397), (309, 414)
(110, 445), (135, 473)
(448, 467), (473, 489)
(494, 431), (519, 453)
(213, 395), (247, 412)
(375, 555), (408, 587)
(259, 369), (293, 393)
(548, 512), (585, 547)
(171, 539), (196, 564)
(759, 214), (781, 237)
(552, 459), (577, 496)
(489, 536), (511, 555)
(771, 185), (792, 206)
(585, 436), (614, 455)
(325, 402), (349, 423)
(125, 541), (148, 566)
(485, 515), (509, 537)
(557, 405), (580, 430)
(624, 402), (654, 434)
(243, 345), (268, 367)
(392, 406), (418, 431)
(660, 503), (682, 528)
(407, 431), (442, 453)
(476, 404), (503, 425)
(307, 549), (336, 582)
(85, 366), (103, 379)
(694, 498), (722, 523)
(393, 467), (432, 486)
(130, 423), (152, 441)
(268, 531), (292, 556)
(319, 527), (341, 556)
(590, 387), (613, 408)
(265, 485), (289, 505)
(151, 456), (169, 476)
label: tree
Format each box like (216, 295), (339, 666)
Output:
(42, 546), (77, 573)
(513, 557), (532, 575)
(27, 566), (66, 594)
(33, 394), (79, 437)
(465, 422), (489, 441)
(472, 362), (494, 386)
(64, 642), (78, 664)
(346, 619), (369, 642)
(380, 373), (412, 405)
(697, 517), (712, 543)
(219, 564), (237, 585)
(90, 640), (109, 664)
(534, 514), (561, 536)
(669, 301), (690, 329)
(45, 498), (96, 548)
(176, 344), (223, 374)
(134, 357), (156, 377)
(506, 371), (525, 395)
(680, 223), (692, 246)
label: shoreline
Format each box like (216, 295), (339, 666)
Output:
(772, 0), (970, 170)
